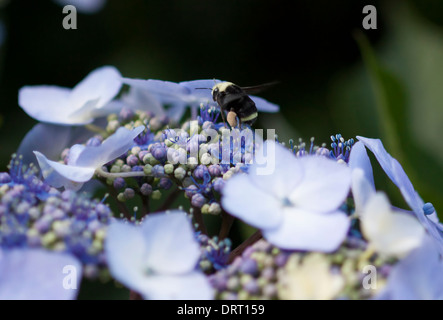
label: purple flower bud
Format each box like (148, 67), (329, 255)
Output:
(274, 253), (289, 267)
(208, 165), (222, 177)
(113, 177), (126, 189)
(185, 185), (198, 198)
(239, 258), (258, 276)
(126, 154), (139, 167)
(86, 137), (102, 147)
(158, 178), (173, 190)
(243, 279), (259, 295)
(151, 144), (167, 161)
(123, 188), (135, 199)
(0, 172), (11, 183)
(119, 107), (135, 121)
(191, 193), (207, 208)
(140, 183), (152, 196)
(138, 150), (149, 162)
(194, 165), (209, 180)
(212, 178), (225, 193)
(34, 218), (51, 233)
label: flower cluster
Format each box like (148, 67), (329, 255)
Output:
(1, 65), (441, 300)
(210, 237), (396, 300)
(0, 156), (112, 280)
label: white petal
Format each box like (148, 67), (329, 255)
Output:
(141, 212), (200, 275)
(18, 85), (76, 124)
(105, 221), (148, 293)
(289, 156), (351, 213)
(34, 151), (95, 190)
(361, 193), (425, 258)
(0, 248), (82, 300)
(250, 140), (304, 198)
(140, 272), (214, 300)
(263, 208), (350, 252)
(70, 66), (122, 109)
(221, 173), (283, 230)
(74, 126), (144, 168)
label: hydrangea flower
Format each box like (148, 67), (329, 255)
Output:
(352, 136), (443, 254)
(19, 66), (122, 125)
(34, 126), (144, 190)
(105, 211), (214, 300)
(0, 248), (82, 300)
(122, 78), (279, 122)
(222, 140), (352, 252)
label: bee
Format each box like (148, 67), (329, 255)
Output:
(198, 81), (277, 128)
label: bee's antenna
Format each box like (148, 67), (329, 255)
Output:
(195, 87), (212, 90)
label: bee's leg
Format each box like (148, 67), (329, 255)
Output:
(219, 108), (230, 129)
(238, 117), (242, 130)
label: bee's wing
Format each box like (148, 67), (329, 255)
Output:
(240, 81), (279, 95)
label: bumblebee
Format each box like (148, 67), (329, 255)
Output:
(207, 81), (277, 128)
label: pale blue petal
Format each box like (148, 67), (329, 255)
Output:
(221, 173), (283, 230)
(18, 85), (74, 124)
(140, 272), (214, 300)
(348, 141), (375, 189)
(105, 221), (148, 294)
(34, 151), (95, 190)
(379, 236), (443, 300)
(358, 136), (443, 254)
(141, 212), (200, 275)
(17, 123), (99, 166)
(356, 136), (396, 186)
(250, 140), (304, 198)
(179, 79), (220, 101)
(74, 126), (144, 168)
(17, 124), (72, 165)
(118, 86), (165, 116)
(70, 66), (122, 110)
(289, 156), (351, 213)
(0, 248), (82, 300)
(352, 168), (376, 212)
(122, 78), (189, 102)
(250, 95), (280, 112)
(263, 208), (350, 252)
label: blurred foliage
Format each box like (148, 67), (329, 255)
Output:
(331, 1), (443, 215)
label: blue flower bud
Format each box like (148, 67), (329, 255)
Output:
(152, 164), (165, 178)
(423, 202), (435, 215)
